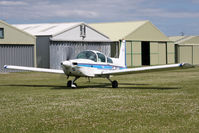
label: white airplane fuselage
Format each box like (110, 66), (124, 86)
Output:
(61, 58), (126, 78)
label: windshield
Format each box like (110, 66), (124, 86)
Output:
(76, 51), (97, 62)
(97, 53), (106, 62)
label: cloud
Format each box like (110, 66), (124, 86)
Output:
(192, 0), (199, 3)
(0, 0), (199, 23)
(134, 8), (199, 18)
(0, 0), (100, 21)
(0, 1), (27, 6)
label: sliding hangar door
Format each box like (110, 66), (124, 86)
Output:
(125, 41), (174, 67)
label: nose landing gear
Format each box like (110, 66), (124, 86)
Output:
(67, 76), (80, 88)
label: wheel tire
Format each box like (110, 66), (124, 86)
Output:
(72, 83), (77, 88)
(112, 80), (118, 88)
(67, 80), (72, 87)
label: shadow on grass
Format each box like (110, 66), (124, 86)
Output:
(0, 84), (70, 90)
(78, 84), (180, 90)
(79, 82), (180, 90)
(0, 83), (180, 90)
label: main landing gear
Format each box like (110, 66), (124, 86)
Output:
(67, 76), (80, 88)
(107, 78), (118, 88)
(67, 77), (118, 88)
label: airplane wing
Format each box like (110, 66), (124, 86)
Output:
(4, 65), (64, 74)
(98, 63), (192, 76)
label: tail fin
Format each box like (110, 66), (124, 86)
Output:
(118, 40), (126, 68)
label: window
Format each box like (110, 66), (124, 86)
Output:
(76, 51), (97, 62)
(107, 57), (113, 63)
(97, 53), (106, 62)
(0, 28), (4, 39)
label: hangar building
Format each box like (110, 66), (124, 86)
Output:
(14, 23), (111, 69)
(0, 20), (36, 72)
(90, 21), (175, 67)
(169, 36), (199, 65)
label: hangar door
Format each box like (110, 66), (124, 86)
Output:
(126, 41), (141, 67)
(125, 41), (167, 67)
(50, 41), (111, 69)
(0, 45), (34, 72)
(193, 46), (199, 64)
(167, 43), (175, 64)
(150, 42), (166, 65)
(142, 41), (150, 66)
(176, 45), (199, 65)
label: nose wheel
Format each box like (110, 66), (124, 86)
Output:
(112, 80), (118, 88)
(67, 77), (79, 88)
(107, 78), (118, 88)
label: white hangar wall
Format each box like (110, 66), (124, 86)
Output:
(50, 24), (111, 69)
(52, 25), (110, 42)
(14, 23), (112, 69)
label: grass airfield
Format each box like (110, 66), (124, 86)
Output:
(0, 67), (199, 133)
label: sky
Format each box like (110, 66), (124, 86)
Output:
(0, 0), (199, 36)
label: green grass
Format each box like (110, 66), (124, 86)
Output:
(0, 67), (199, 133)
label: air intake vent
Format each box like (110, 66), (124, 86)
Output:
(80, 25), (86, 39)
(72, 62), (78, 65)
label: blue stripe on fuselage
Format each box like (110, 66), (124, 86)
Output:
(77, 63), (126, 70)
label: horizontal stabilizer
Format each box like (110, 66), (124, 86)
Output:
(4, 65), (64, 74)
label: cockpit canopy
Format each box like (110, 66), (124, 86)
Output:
(76, 51), (97, 62)
(76, 51), (113, 63)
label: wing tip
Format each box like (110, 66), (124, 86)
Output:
(181, 63), (194, 68)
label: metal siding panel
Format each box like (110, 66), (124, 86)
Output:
(150, 42), (159, 65)
(36, 37), (50, 68)
(179, 46), (192, 64)
(126, 42), (132, 53)
(168, 53), (175, 64)
(0, 45), (34, 72)
(50, 41), (111, 69)
(132, 42), (141, 66)
(0, 46), (3, 72)
(133, 55), (141, 66)
(167, 43), (175, 64)
(193, 46), (199, 64)
(158, 43), (166, 65)
(126, 42), (132, 67)
(126, 54), (131, 67)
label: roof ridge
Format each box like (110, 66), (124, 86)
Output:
(13, 22), (83, 26)
(90, 20), (149, 25)
(0, 20), (35, 39)
(12, 22), (84, 36)
(176, 36), (194, 43)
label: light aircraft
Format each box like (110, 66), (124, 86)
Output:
(4, 40), (190, 88)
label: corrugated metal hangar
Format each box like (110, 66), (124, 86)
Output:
(0, 20), (36, 72)
(169, 36), (199, 65)
(14, 23), (111, 69)
(90, 21), (175, 67)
